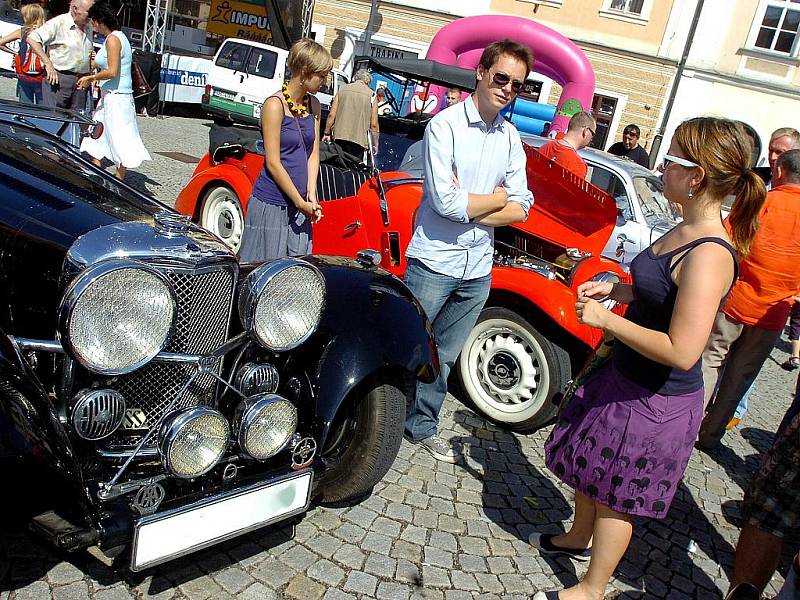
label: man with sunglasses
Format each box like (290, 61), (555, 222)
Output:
(537, 111), (596, 179)
(607, 123), (650, 168)
(403, 39), (534, 462)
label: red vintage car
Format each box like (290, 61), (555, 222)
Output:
(175, 120), (626, 431)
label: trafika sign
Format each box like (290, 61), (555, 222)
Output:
(206, 0), (273, 44)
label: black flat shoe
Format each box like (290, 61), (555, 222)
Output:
(724, 583), (761, 600)
(529, 532), (592, 561)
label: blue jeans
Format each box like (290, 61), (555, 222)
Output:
(404, 258), (491, 440)
(17, 79), (42, 104)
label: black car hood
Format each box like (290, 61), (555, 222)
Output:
(0, 121), (171, 338)
(0, 121), (167, 245)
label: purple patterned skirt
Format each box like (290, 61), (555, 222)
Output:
(544, 361), (703, 519)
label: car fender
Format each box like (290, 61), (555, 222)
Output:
(302, 256), (437, 449)
(0, 331), (92, 521)
(175, 161), (255, 221)
(489, 265), (602, 348)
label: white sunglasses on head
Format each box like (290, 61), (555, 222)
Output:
(662, 154), (699, 168)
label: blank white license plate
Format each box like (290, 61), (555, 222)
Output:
(130, 470), (312, 571)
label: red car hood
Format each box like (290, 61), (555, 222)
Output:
(514, 145), (617, 257)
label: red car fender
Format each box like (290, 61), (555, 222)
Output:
(175, 158), (257, 220)
(489, 265), (603, 348)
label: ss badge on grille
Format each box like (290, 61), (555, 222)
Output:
(122, 408), (147, 429)
(133, 483), (165, 515)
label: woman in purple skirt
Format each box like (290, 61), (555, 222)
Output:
(531, 117), (767, 600)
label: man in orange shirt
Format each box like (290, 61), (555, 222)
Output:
(537, 111), (595, 179)
(698, 149), (800, 449)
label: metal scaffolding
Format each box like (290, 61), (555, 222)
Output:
(301, 0), (315, 39)
(142, 0), (171, 53)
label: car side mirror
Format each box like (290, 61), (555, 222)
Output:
(616, 208), (627, 226)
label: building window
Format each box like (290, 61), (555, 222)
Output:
(599, 0), (652, 24)
(589, 94), (618, 151)
(608, 0), (645, 15)
(751, 0), (800, 55)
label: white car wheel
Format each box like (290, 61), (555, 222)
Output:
(200, 186), (244, 251)
(457, 307), (569, 431)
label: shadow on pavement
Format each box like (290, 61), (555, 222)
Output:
(451, 407), (734, 598)
(451, 408), (578, 594)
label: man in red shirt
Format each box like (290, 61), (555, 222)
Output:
(698, 149), (800, 449)
(537, 111), (595, 179)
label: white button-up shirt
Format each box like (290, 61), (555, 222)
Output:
(405, 95), (534, 279)
(29, 13), (93, 73)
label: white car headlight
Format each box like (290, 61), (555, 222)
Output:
(159, 407), (230, 479)
(58, 261), (175, 375)
(238, 258), (325, 352)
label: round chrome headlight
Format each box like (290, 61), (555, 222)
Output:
(58, 261), (175, 375)
(70, 389), (126, 440)
(238, 259), (325, 352)
(159, 407), (230, 479)
(235, 394), (298, 460)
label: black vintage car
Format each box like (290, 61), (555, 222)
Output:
(0, 106), (437, 571)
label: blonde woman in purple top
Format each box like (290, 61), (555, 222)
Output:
(239, 39), (332, 263)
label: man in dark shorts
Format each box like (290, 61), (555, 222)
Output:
(725, 388), (800, 599)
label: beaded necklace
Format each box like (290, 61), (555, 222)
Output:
(282, 82), (309, 118)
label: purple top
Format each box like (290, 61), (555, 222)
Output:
(614, 237), (737, 395)
(252, 112), (315, 207)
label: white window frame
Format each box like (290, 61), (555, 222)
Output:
(515, 0), (563, 7)
(598, 0), (653, 25)
(746, 0), (800, 58)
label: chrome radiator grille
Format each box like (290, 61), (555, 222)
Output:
(115, 264), (236, 428)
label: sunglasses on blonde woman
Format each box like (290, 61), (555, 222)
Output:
(491, 71), (525, 94)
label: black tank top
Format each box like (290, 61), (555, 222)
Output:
(614, 237), (738, 395)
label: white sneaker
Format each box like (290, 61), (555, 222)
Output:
(412, 435), (460, 463)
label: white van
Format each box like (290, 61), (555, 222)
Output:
(202, 38), (348, 125)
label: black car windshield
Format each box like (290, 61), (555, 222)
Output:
(0, 124), (165, 222)
(634, 176), (679, 226)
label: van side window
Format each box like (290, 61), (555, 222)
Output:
(247, 49), (278, 78)
(589, 165), (633, 222)
(216, 43), (250, 70)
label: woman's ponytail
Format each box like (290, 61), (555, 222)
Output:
(727, 170), (766, 258)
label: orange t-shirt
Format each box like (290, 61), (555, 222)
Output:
(537, 140), (588, 179)
(724, 184), (800, 330)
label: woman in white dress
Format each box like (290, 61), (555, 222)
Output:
(77, 0), (150, 180)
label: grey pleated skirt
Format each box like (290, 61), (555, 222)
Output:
(238, 196), (312, 263)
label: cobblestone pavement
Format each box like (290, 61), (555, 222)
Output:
(1, 76), (798, 599)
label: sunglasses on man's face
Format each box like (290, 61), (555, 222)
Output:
(490, 71), (524, 94)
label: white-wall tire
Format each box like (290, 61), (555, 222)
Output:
(456, 307), (570, 431)
(200, 185), (244, 252)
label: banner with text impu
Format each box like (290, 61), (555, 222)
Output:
(206, 0), (273, 45)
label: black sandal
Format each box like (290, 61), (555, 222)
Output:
(782, 357), (800, 371)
